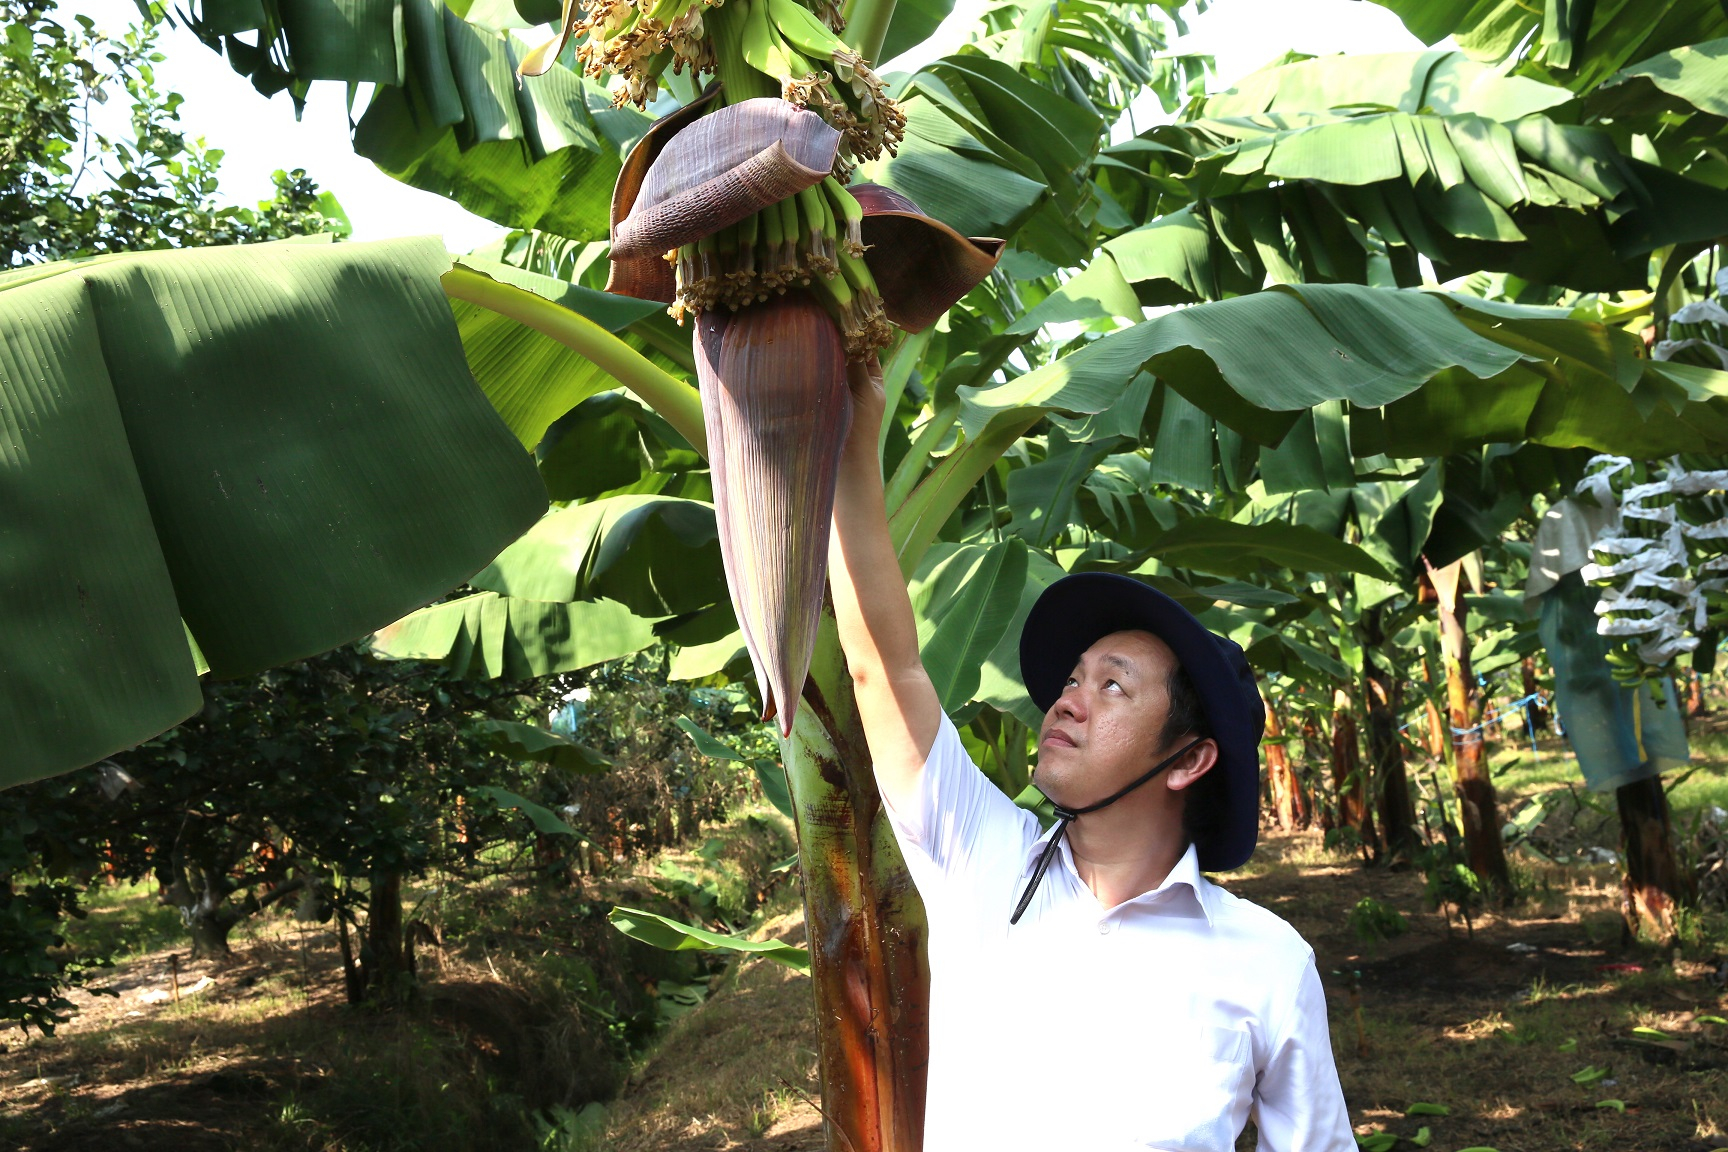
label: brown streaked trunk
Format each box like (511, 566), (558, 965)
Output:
(185, 900), (234, 959)
(1429, 559), (1512, 901)
(533, 833), (567, 884)
(1361, 611), (1416, 866)
(1262, 691), (1307, 831)
(1330, 687), (1376, 860)
(1615, 776), (1690, 942)
(1425, 697), (1447, 760)
(1421, 656), (1447, 760)
(1303, 714), (1333, 831)
(1686, 669), (1707, 718)
(787, 614), (928, 1152)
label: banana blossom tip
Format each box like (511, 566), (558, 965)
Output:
(696, 291), (851, 736)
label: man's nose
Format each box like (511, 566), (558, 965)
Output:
(1055, 688), (1086, 722)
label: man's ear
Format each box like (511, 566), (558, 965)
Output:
(1164, 739), (1218, 793)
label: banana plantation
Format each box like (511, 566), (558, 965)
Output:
(4, 0), (1728, 1149)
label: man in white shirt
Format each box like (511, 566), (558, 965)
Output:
(828, 357), (1356, 1151)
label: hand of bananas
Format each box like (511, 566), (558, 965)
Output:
(522, 0), (904, 171)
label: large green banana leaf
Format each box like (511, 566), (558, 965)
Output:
(535, 391), (707, 502)
(861, 53), (1109, 260)
(1097, 106), (1728, 295)
(879, 0), (961, 62)
(0, 236), (547, 788)
(471, 495), (725, 617)
(907, 540), (1031, 714)
(960, 281), (1728, 457)
(371, 492), (729, 677)
(1365, 0), (1728, 92)
(1240, 469), (1445, 580)
(182, 0), (644, 240)
(1598, 36), (1728, 118)
(1584, 38), (1728, 177)
(183, 3), (1066, 258)
(1116, 518), (1396, 582)
(447, 259), (697, 452)
(370, 590), (663, 678)
(1197, 50), (1575, 122)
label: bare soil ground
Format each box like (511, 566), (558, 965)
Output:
(592, 831), (1728, 1152)
(4, 831), (1726, 1152)
(0, 927), (351, 1151)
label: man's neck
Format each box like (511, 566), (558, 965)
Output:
(1064, 804), (1187, 910)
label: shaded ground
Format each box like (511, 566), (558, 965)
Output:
(594, 831), (1728, 1152)
(4, 829), (1726, 1152)
(0, 808), (794, 1152)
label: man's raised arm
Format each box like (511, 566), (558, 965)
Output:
(828, 355), (942, 811)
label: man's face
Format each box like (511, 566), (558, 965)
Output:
(1033, 629), (1184, 808)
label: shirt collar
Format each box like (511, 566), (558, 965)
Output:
(1022, 830), (1218, 926)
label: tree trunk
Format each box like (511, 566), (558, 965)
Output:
(1262, 691), (1307, 831)
(1420, 657), (1447, 761)
(1303, 714), (1333, 831)
(1615, 776), (1689, 942)
(1429, 560), (1512, 901)
(1686, 669), (1707, 718)
(1330, 687), (1376, 859)
(787, 614), (928, 1152)
(360, 870), (414, 1005)
(337, 909), (364, 1004)
(186, 897), (234, 959)
(1361, 611), (1416, 865)
(173, 855), (237, 959)
(1424, 697), (1446, 760)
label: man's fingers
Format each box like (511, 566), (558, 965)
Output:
(847, 353), (884, 401)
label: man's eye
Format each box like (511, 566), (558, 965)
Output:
(1064, 676), (1079, 687)
(1105, 679), (1121, 691)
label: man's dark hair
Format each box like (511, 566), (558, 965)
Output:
(1164, 662), (1222, 854)
(1160, 663), (1211, 751)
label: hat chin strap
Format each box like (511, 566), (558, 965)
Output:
(1009, 736), (1204, 926)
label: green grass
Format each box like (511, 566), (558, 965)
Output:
(64, 878), (185, 963)
(1489, 730), (1728, 819)
(1670, 727), (1728, 816)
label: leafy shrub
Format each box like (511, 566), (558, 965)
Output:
(1347, 897), (1410, 946)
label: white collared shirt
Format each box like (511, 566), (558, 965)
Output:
(881, 714), (1355, 1152)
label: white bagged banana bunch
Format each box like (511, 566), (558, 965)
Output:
(1653, 267), (1728, 371)
(1578, 450), (1728, 696)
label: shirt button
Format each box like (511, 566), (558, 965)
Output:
(1097, 920), (1112, 935)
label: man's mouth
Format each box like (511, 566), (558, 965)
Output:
(1041, 728), (1077, 748)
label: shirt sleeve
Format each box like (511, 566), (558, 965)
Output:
(877, 712), (1038, 909)
(1252, 955), (1356, 1152)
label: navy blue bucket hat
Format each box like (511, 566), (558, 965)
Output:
(1019, 572), (1264, 873)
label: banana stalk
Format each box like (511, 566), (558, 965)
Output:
(783, 617), (931, 1152)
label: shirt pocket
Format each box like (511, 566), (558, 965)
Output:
(1131, 1024), (1255, 1152)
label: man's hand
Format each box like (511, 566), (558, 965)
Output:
(829, 353), (941, 811)
(846, 354), (887, 447)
